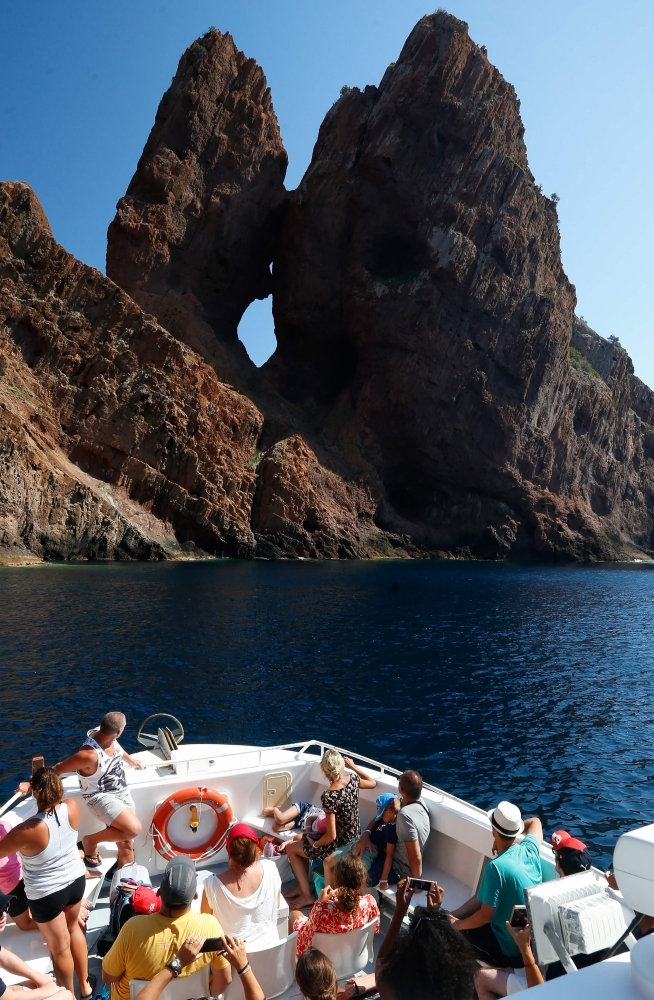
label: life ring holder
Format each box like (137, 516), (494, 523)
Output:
(150, 787), (234, 863)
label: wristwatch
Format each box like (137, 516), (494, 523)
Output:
(165, 958), (182, 978)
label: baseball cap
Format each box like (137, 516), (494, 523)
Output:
(159, 855), (197, 907)
(489, 801), (524, 838)
(226, 823), (260, 853)
(550, 830), (587, 852)
(132, 885), (162, 915)
(375, 793), (399, 822)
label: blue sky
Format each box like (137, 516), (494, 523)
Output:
(1, 1), (652, 383)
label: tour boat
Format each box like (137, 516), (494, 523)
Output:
(0, 715), (650, 999)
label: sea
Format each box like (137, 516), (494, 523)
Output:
(2, 558), (654, 868)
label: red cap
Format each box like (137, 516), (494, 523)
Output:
(226, 823), (260, 853)
(551, 830), (587, 852)
(132, 886), (161, 914)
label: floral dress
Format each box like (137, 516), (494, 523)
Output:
(303, 772), (361, 862)
(293, 894), (380, 956)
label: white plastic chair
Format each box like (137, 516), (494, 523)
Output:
(130, 966), (210, 1000)
(223, 932), (298, 1000)
(312, 918), (378, 980)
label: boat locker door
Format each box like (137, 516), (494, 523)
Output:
(262, 771), (292, 812)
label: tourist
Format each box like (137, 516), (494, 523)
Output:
(0, 768), (93, 998)
(102, 854), (231, 998)
(0, 902), (75, 1000)
(200, 823), (281, 950)
(448, 802), (543, 969)
(550, 830), (592, 876)
(0, 820), (36, 931)
(353, 793), (400, 888)
(353, 878), (478, 999)
(474, 917), (545, 998)
(295, 948), (338, 1000)
(262, 801), (324, 836)
(17, 713), (144, 869)
(393, 770), (431, 880)
(132, 933), (265, 1000)
(290, 855), (379, 957)
(285, 752), (377, 910)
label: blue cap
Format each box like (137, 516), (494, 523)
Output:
(375, 792), (397, 822)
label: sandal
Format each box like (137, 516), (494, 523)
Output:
(83, 853), (102, 869)
(81, 972), (96, 1000)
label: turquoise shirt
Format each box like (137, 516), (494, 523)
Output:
(477, 833), (543, 957)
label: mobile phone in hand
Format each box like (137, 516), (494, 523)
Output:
(31, 755), (45, 775)
(407, 877), (434, 893)
(509, 904), (528, 928)
(199, 936), (226, 954)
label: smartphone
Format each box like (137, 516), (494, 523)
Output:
(510, 904), (529, 928)
(31, 755), (45, 775)
(407, 878), (434, 893)
(199, 937), (226, 955)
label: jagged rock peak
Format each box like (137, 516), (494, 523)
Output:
(106, 28), (288, 380)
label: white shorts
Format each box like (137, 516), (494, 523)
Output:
(85, 789), (135, 826)
(506, 969), (528, 994)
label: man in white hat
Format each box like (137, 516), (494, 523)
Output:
(448, 801), (543, 968)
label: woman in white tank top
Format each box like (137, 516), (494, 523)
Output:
(0, 768), (92, 998)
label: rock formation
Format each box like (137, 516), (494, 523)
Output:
(267, 12), (654, 559)
(106, 29), (288, 384)
(0, 182), (398, 563)
(3, 13), (654, 563)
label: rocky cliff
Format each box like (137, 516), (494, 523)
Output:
(3, 13), (654, 563)
(106, 29), (288, 385)
(266, 12), (654, 560)
(0, 182), (399, 563)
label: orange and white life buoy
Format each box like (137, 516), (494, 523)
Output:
(150, 787), (234, 862)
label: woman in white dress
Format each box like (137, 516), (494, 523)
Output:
(201, 824), (281, 951)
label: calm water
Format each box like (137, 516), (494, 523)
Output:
(2, 559), (654, 867)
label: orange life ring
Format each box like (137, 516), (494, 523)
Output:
(150, 787), (234, 862)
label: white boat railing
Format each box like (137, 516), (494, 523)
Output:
(0, 737), (490, 825)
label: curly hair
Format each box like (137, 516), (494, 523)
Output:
(377, 905), (477, 1000)
(295, 948), (337, 1000)
(320, 749), (344, 783)
(31, 766), (64, 815)
(333, 854), (368, 912)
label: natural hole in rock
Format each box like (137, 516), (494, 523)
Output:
(237, 295), (276, 367)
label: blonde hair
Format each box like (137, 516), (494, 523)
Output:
(321, 749), (344, 782)
(295, 949), (337, 1000)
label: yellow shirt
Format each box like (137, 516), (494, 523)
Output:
(103, 910), (230, 1000)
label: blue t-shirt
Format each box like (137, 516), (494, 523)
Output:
(0, 974), (6, 998)
(477, 834), (543, 957)
(370, 821), (398, 854)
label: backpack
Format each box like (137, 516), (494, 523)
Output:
(96, 864), (154, 957)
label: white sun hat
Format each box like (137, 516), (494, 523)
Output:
(489, 801), (524, 838)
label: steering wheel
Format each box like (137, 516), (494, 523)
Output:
(136, 713), (185, 749)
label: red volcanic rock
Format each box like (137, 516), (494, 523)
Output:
(106, 29), (288, 382)
(0, 181), (263, 561)
(268, 12), (654, 559)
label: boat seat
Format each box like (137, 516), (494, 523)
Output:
(1, 856), (116, 986)
(240, 815), (297, 841)
(378, 862), (471, 914)
(312, 918), (379, 980)
(223, 932), (298, 999)
(130, 966), (209, 1000)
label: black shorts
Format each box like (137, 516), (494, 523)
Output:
(7, 878), (29, 917)
(28, 873), (87, 924)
